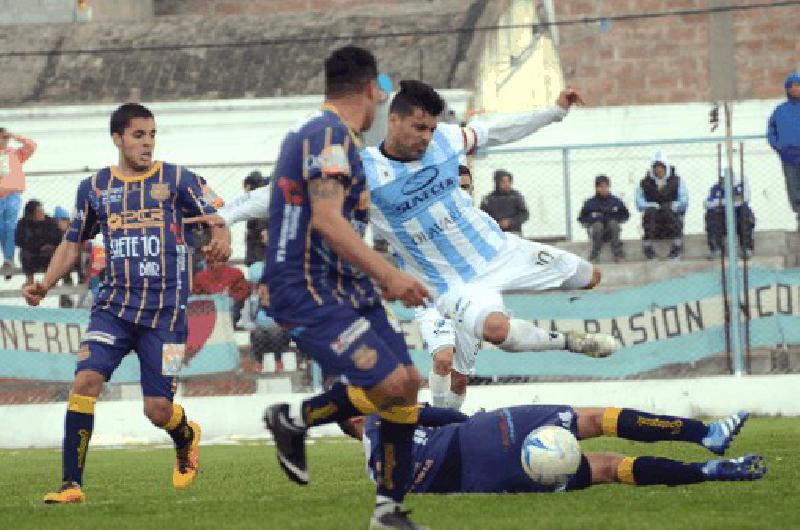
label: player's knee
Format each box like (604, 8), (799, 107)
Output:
(143, 399), (173, 426)
(587, 452), (624, 484)
(72, 369), (105, 397)
(450, 371), (468, 394)
(433, 349), (454, 375)
(482, 312), (510, 344)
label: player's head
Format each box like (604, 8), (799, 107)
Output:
(459, 164), (473, 196)
(386, 80), (445, 160)
(23, 199), (45, 221)
(595, 174), (610, 197)
(325, 46), (380, 132)
(785, 71), (800, 99)
(110, 103), (156, 172)
(494, 169), (513, 193)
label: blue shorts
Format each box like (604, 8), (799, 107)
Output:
(458, 405), (589, 493)
(288, 303), (411, 389)
(77, 310), (186, 399)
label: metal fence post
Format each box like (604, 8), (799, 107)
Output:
(562, 147), (572, 241)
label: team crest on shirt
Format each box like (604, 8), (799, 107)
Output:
(352, 345), (378, 371)
(150, 183), (170, 201)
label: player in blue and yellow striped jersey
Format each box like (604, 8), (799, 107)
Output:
(23, 103), (231, 504)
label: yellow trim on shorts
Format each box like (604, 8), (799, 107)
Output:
(67, 394), (97, 415)
(378, 404), (420, 425)
(345, 386), (378, 415)
(602, 407), (622, 437)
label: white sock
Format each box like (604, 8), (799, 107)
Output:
(374, 495), (399, 514)
(287, 401), (306, 428)
(445, 390), (465, 410)
(500, 319), (566, 352)
(428, 371), (451, 407)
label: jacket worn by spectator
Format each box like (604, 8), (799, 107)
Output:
(480, 170), (529, 234)
(14, 214), (62, 275)
(635, 151), (688, 214)
(767, 72), (800, 165)
(578, 195), (629, 226)
(192, 260), (251, 327)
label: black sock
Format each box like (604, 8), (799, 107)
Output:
(300, 382), (366, 428)
(164, 403), (193, 449)
(618, 456), (706, 486)
(63, 394), (96, 485)
(376, 420), (415, 503)
(604, 407), (707, 444)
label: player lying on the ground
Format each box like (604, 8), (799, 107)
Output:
(341, 405), (764, 494)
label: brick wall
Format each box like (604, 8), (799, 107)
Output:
(154, 0), (415, 16)
(554, 0), (800, 105)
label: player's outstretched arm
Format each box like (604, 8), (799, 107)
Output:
(309, 177), (429, 307)
(22, 241), (81, 306)
(466, 87), (584, 150)
(184, 185), (271, 228)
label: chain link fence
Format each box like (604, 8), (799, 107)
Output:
(1, 137), (798, 405)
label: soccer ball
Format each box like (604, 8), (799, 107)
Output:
(520, 425), (581, 487)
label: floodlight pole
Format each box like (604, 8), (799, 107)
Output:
(722, 102), (744, 376)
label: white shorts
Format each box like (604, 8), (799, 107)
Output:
(415, 307), (481, 375)
(436, 234), (583, 338)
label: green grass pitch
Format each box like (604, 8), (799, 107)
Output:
(1, 417), (797, 529)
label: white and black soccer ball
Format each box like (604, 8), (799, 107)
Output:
(520, 425), (581, 487)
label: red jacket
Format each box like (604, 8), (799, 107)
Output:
(192, 264), (251, 302)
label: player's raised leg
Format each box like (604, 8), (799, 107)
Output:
(585, 452), (766, 486)
(137, 326), (201, 490)
(575, 407), (749, 455)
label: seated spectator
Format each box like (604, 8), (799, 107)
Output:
(480, 169), (529, 234)
(578, 175), (630, 261)
(704, 172), (755, 259)
(77, 240), (106, 307)
(14, 199), (61, 286)
(246, 261), (291, 372)
(243, 171), (269, 266)
(635, 150), (688, 260)
(191, 252), (251, 328)
(0, 129), (37, 279)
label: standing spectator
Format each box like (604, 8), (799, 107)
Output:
(191, 252), (251, 328)
(14, 200), (61, 286)
(578, 175), (630, 262)
(767, 71), (800, 227)
(0, 128), (37, 279)
(480, 169), (529, 234)
(704, 172), (755, 259)
(243, 171), (269, 266)
(635, 150), (688, 260)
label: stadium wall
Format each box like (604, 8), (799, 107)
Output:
(1, 375), (798, 448)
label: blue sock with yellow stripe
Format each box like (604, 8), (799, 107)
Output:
(376, 420), (415, 503)
(603, 407), (706, 443)
(63, 394), (96, 485)
(300, 382), (367, 428)
(617, 456), (705, 486)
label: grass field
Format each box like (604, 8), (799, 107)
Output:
(1, 417), (798, 530)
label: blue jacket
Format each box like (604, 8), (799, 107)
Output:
(578, 194), (629, 225)
(767, 72), (800, 164)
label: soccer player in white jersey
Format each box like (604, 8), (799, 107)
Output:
(362, 80), (618, 364)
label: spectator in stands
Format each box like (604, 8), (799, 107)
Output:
(243, 171), (269, 266)
(578, 175), (629, 262)
(480, 169), (529, 234)
(246, 261), (291, 373)
(635, 150), (688, 260)
(767, 71), (800, 228)
(0, 128), (37, 279)
(77, 240), (106, 308)
(704, 172), (755, 259)
(14, 199), (62, 286)
(191, 251), (251, 328)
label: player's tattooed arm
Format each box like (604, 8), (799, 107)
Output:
(308, 176), (345, 204)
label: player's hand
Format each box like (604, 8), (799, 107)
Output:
(184, 213), (227, 227)
(23, 282), (48, 306)
(203, 237), (231, 263)
(381, 271), (430, 308)
(557, 87), (585, 110)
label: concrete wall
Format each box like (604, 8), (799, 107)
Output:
(0, 0), (73, 25)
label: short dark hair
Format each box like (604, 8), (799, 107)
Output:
(324, 46), (378, 98)
(595, 174), (610, 186)
(389, 80), (445, 117)
(110, 103), (154, 136)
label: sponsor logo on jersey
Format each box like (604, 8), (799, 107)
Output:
(410, 209), (462, 245)
(109, 235), (161, 259)
(107, 208), (164, 231)
(402, 166), (439, 195)
(352, 344), (378, 370)
(139, 261), (161, 277)
(330, 317), (371, 354)
(99, 186), (124, 205)
(395, 176), (455, 214)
